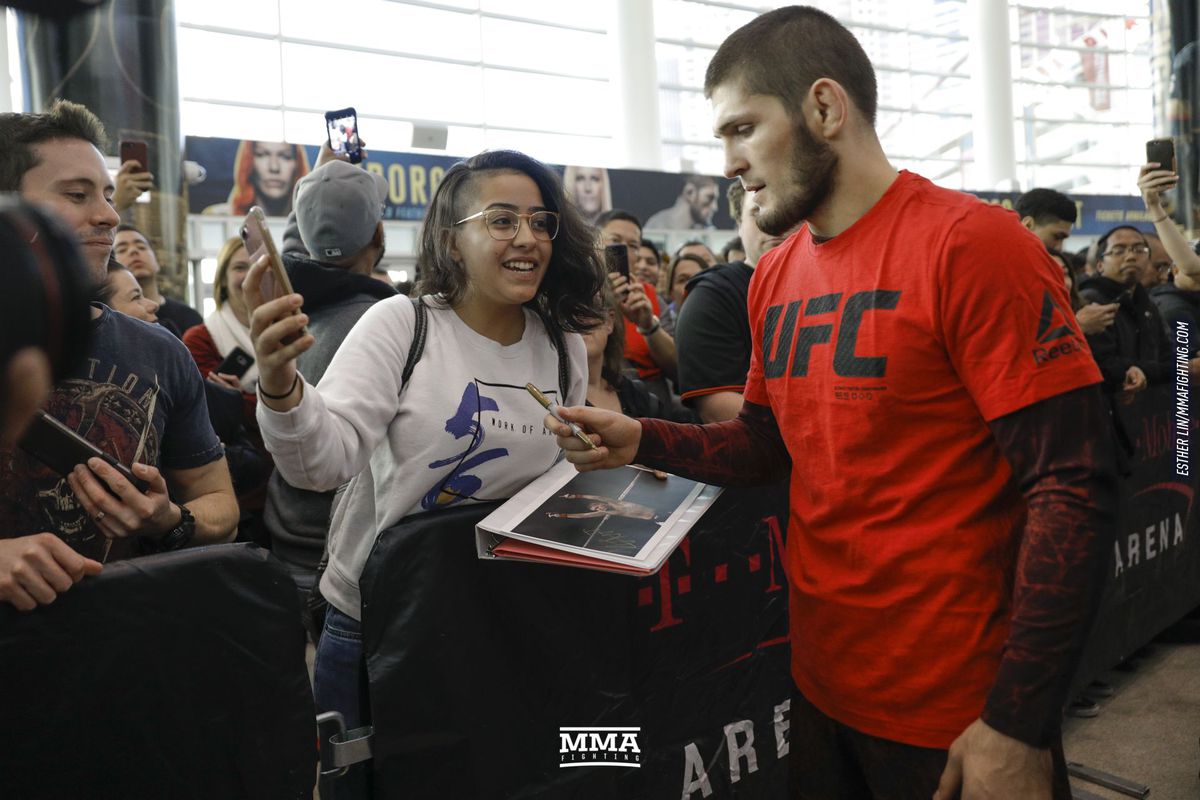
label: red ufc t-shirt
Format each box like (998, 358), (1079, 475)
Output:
(743, 171), (1100, 748)
(623, 282), (662, 380)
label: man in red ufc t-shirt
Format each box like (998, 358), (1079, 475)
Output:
(547, 8), (1115, 800)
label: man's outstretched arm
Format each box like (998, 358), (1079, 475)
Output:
(544, 400), (790, 487)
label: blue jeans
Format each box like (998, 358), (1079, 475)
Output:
(315, 607), (372, 798)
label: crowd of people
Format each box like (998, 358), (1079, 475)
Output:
(1, 4), (1198, 799)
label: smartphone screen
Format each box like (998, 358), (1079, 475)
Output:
(605, 243), (631, 279)
(1146, 139), (1175, 172)
(326, 108), (361, 164)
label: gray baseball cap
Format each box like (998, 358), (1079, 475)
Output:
(294, 160), (388, 262)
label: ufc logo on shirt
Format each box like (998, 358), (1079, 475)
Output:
(761, 290), (901, 379)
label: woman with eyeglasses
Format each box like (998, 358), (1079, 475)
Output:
(245, 151), (603, 785)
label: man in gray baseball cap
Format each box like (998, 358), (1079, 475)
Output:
(293, 158), (388, 265)
(269, 149), (396, 624)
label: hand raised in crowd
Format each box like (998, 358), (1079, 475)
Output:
(244, 256), (313, 411)
(313, 138), (369, 170)
(1123, 365), (1147, 394)
(112, 159), (154, 213)
(934, 718), (1053, 800)
(544, 405), (642, 472)
(66, 458), (178, 540)
(207, 372), (243, 392)
(608, 272), (654, 330)
(1137, 162), (1177, 216)
(0, 533), (103, 611)
(1074, 302), (1118, 336)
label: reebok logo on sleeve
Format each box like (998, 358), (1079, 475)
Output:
(1031, 290), (1086, 366)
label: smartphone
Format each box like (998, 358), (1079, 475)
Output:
(242, 207), (305, 342)
(19, 411), (150, 494)
(119, 139), (148, 169)
(1146, 139), (1175, 172)
(214, 346), (254, 379)
(605, 243), (631, 279)
(325, 107), (362, 164)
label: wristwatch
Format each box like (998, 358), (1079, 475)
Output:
(158, 504), (196, 551)
(637, 315), (661, 336)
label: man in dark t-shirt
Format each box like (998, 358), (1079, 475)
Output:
(676, 181), (791, 422)
(0, 100), (238, 612)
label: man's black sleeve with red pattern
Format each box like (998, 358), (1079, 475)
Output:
(982, 384), (1118, 747)
(635, 400), (791, 486)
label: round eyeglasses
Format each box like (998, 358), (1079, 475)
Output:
(453, 208), (560, 241)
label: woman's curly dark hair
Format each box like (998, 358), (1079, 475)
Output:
(416, 150), (604, 334)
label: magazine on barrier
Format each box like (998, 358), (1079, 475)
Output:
(476, 460), (722, 576)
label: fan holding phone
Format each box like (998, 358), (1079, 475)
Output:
(1137, 137), (1200, 289)
(245, 150), (604, 775)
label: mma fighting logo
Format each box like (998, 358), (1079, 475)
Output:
(559, 727), (641, 768)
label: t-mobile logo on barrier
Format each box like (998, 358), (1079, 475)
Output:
(559, 727), (641, 768)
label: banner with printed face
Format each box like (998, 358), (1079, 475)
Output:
(358, 483), (791, 800)
(187, 135), (1151, 238)
(185, 136), (739, 230)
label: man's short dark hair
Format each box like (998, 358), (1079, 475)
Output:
(1096, 225), (1149, 257)
(639, 239), (660, 261)
(595, 209), (642, 234)
(704, 6), (878, 125)
(674, 240), (710, 259)
(683, 175), (716, 191)
(721, 236), (744, 262)
(115, 223), (146, 239)
(0, 100), (108, 192)
(1015, 188), (1077, 225)
(727, 181), (746, 223)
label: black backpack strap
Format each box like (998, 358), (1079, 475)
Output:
(549, 322), (570, 402)
(401, 296), (427, 387)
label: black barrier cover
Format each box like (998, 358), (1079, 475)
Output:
(1073, 384), (1200, 690)
(359, 483), (791, 800)
(0, 543), (316, 800)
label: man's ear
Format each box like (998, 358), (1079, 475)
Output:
(808, 78), (850, 139)
(1020, 215), (1036, 231)
(372, 221), (385, 248)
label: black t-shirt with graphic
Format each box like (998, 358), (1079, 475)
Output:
(0, 305), (222, 560)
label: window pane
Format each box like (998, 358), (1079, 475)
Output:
(176, 0), (278, 34)
(480, 0), (612, 30)
(481, 18), (609, 79)
(178, 29), (281, 105)
(279, 0), (480, 61)
(654, 0), (755, 48)
(281, 44), (484, 125)
(182, 101), (284, 141)
(482, 70), (611, 135)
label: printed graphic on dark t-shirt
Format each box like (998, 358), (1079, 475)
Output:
(0, 308), (221, 561)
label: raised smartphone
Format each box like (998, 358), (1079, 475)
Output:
(1146, 139), (1175, 172)
(605, 243), (631, 279)
(325, 107), (362, 164)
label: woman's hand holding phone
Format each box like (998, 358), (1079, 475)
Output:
(245, 255), (313, 411)
(1137, 163), (1177, 217)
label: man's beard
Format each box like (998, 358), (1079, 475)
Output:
(756, 120), (838, 236)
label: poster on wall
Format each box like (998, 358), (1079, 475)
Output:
(186, 136), (1149, 237)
